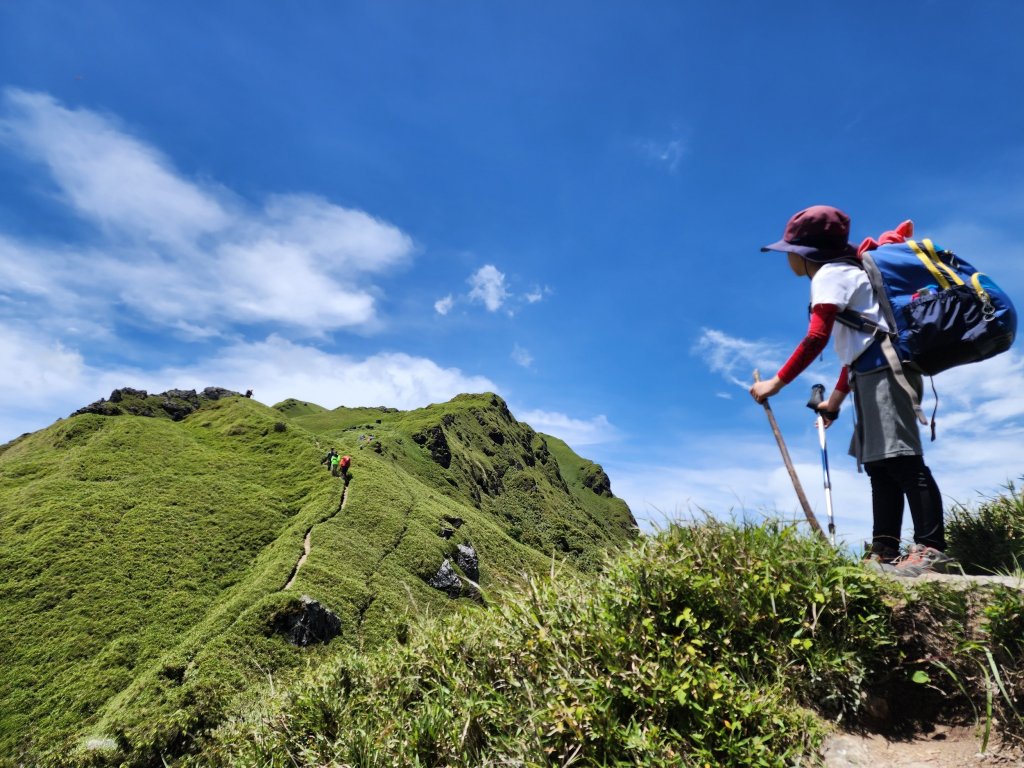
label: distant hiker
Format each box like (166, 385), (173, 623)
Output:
(245, 389), (253, 398)
(321, 448), (338, 473)
(749, 205), (952, 576)
(339, 454), (351, 482)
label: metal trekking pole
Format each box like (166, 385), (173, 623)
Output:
(806, 383), (838, 545)
(752, 370), (826, 540)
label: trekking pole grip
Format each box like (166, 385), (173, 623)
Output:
(807, 383), (839, 421)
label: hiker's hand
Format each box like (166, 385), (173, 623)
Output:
(750, 376), (783, 404)
(816, 402), (840, 428)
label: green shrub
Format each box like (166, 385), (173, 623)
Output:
(947, 482), (1024, 574)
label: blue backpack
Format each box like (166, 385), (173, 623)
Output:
(838, 238), (1017, 431)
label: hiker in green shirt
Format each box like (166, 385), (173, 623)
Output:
(330, 452), (341, 477)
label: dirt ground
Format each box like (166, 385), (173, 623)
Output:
(823, 725), (1024, 767)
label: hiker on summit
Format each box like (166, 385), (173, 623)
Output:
(749, 205), (953, 577)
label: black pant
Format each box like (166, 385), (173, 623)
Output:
(864, 455), (945, 554)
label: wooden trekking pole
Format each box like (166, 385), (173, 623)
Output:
(753, 370), (826, 540)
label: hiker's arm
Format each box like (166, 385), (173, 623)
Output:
(751, 305), (838, 403)
(816, 366), (850, 428)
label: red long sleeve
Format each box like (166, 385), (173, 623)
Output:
(777, 304), (839, 383)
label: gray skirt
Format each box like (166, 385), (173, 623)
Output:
(849, 366), (924, 464)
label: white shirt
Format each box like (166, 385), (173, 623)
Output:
(811, 262), (888, 366)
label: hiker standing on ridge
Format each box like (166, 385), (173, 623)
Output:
(748, 205), (951, 576)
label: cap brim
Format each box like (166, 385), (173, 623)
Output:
(761, 239), (816, 257)
(760, 240), (857, 263)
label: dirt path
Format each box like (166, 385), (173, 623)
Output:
(823, 726), (1023, 767)
(283, 482), (348, 591)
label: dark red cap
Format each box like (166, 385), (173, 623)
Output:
(761, 205), (858, 262)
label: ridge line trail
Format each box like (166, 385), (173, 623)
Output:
(283, 481), (349, 591)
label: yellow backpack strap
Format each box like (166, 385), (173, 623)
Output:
(908, 240), (951, 289)
(921, 239), (964, 286)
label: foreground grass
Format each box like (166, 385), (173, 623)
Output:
(191, 522), (872, 766)
(193, 518), (1024, 767)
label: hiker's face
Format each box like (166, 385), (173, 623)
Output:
(787, 252), (809, 277)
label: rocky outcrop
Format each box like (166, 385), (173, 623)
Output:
(455, 544), (479, 582)
(581, 464), (613, 497)
(426, 559), (462, 598)
(270, 596), (341, 646)
(412, 426), (452, 469)
(71, 387), (241, 421)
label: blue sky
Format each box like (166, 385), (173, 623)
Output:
(2, 1), (1023, 550)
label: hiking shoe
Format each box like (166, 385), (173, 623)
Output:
(891, 545), (957, 577)
(862, 551), (897, 573)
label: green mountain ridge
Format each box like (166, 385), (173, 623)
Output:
(0, 389), (636, 764)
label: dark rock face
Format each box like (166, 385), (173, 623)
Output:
(581, 465), (613, 497)
(413, 426), (452, 469)
(426, 559), (462, 598)
(443, 515), (464, 528)
(271, 596), (341, 646)
(73, 401), (123, 417)
(455, 544), (479, 582)
(109, 388), (147, 403)
(201, 387), (237, 401)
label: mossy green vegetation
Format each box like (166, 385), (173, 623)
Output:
(194, 518), (1024, 767)
(0, 391), (636, 765)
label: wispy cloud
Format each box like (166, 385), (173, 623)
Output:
(637, 136), (686, 173)
(0, 88), (415, 337)
(517, 408), (616, 448)
(433, 295), (454, 315)
(468, 264), (508, 312)
(692, 327), (785, 388)
(511, 344), (533, 368)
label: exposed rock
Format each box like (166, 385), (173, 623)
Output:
(439, 527), (455, 539)
(161, 398), (196, 422)
(201, 387), (238, 400)
(413, 426), (452, 469)
(443, 515), (464, 528)
(72, 401), (123, 417)
(271, 596), (341, 646)
(581, 464), (613, 497)
(427, 559), (462, 598)
(488, 429), (505, 445)
(165, 388), (200, 403)
(455, 544), (479, 582)
(109, 387), (147, 403)
(71, 386), (239, 422)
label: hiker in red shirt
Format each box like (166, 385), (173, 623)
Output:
(749, 206), (951, 576)
(339, 455), (351, 483)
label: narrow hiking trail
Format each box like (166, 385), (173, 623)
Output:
(283, 481), (349, 591)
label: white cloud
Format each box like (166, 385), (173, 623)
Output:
(151, 336), (497, 411)
(434, 295), (454, 315)
(511, 344), (533, 368)
(468, 265), (508, 312)
(0, 330), (498, 443)
(692, 327), (786, 389)
(517, 408), (616, 448)
(0, 89), (229, 244)
(524, 286), (550, 303)
(0, 89), (415, 336)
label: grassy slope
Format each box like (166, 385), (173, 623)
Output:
(0, 393), (635, 764)
(195, 519), (1024, 767)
